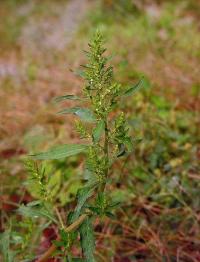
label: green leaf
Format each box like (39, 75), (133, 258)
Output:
(87, 206), (101, 215)
(58, 107), (80, 114)
(27, 200), (42, 207)
(132, 167), (149, 182)
(92, 120), (105, 143)
(79, 217), (96, 262)
(123, 137), (133, 152)
(117, 144), (126, 157)
(0, 230), (16, 262)
(58, 107), (96, 122)
(71, 186), (96, 222)
(105, 211), (115, 219)
(47, 170), (61, 198)
(54, 95), (81, 103)
(17, 205), (57, 223)
(123, 78), (144, 97)
(32, 144), (88, 160)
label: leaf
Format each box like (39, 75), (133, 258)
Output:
(27, 200), (42, 207)
(117, 144), (126, 157)
(58, 107), (80, 114)
(80, 217), (96, 262)
(92, 120), (105, 143)
(123, 78), (144, 97)
(108, 201), (121, 208)
(54, 95), (81, 103)
(84, 173), (99, 188)
(31, 144), (88, 160)
(17, 205), (57, 223)
(123, 137), (133, 152)
(132, 167), (149, 182)
(0, 230), (16, 262)
(47, 170), (61, 198)
(105, 211), (115, 219)
(117, 137), (134, 157)
(71, 186), (96, 222)
(58, 107), (96, 122)
(87, 206), (101, 215)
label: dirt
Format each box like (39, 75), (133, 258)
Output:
(20, 0), (90, 51)
(0, 0), (91, 152)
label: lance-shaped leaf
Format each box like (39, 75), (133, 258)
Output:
(54, 95), (82, 103)
(117, 144), (126, 158)
(92, 120), (105, 142)
(17, 204), (58, 223)
(80, 217), (96, 262)
(58, 107), (96, 122)
(123, 78), (144, 97)
(32, 144), (88, 160)
(70, 185), (96, 223)
(0, 230), (17, 262)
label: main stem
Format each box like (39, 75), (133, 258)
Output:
(104, 118), (109, 176)
(99, 117), (109, 193)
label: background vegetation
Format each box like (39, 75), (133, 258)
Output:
(0, 0), (199, 261)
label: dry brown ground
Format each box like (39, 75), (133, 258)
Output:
(0, 0), (92, 155)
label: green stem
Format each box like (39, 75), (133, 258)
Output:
(99, 117), (109, 193)
(104, 119), (109, 175)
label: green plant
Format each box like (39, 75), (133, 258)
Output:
(13, 32), (142, 261)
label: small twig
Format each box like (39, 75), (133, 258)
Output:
(55, 207), (65, 229)
(36, 213), (89, 262)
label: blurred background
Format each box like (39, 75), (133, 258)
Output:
(0, 0), (200, 261)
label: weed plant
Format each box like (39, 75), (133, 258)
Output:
(0, 32), (142, 261)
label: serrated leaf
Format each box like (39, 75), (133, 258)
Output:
(92, 120), (105, 143)
(80, 217), (96, 262)
(54, 95), (81, 103)
(71, 186), (96, 222)
(31, 144), (88, 160)
(58, 107), (96, 122)
(123, 78), (144, 97)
